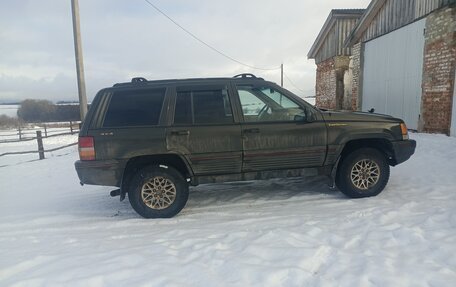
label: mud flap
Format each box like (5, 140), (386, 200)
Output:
(328, 156), (341, 190)
(120, 191), (126, 201)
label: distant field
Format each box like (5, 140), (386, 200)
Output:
(0, 105), (19, 117)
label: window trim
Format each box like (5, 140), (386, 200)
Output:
(89, 89), (111, 129)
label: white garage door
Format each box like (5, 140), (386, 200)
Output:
(451, 73), (456, 137)
(362, 19), (425, 130)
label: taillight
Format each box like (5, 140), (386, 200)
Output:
(78, 136), (95, 160)
(400, 123), (409, 140)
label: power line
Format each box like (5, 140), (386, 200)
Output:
(283, 72), (307, 95)
(143, 0), (281, 71)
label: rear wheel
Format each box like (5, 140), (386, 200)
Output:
(128, 166), (189, 218)
(336, 148), (390, 198)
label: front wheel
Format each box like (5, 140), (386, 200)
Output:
(128, 166), (189, 218)
(336, 148), (390, 198)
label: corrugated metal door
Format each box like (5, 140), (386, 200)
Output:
(362, 19), (425, 130)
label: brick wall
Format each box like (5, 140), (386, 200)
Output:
(350, 42), (362, 111)
(315, 56), (350, 109)
(421, 6), (456, 134)
(315, 58), (337, 109)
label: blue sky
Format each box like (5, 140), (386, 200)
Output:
(0, 0), (370, 103)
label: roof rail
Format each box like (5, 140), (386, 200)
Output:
(131, 77), (148, 83)
(233, 73), (263, 80)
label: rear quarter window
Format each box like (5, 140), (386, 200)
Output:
(103, 88), (165, 127)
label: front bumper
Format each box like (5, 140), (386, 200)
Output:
(75, 159), (126, 187)
(391, 139), (416, 165)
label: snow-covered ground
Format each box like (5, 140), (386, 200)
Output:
(0, 133), (455, 286)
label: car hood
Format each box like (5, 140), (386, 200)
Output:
(319, 109), (401, 123)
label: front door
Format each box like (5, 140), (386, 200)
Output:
(167, 84), (242, 175)
(236, 85), (327, 172)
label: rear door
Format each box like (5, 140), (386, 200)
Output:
(235, 84), (327, 171)
(167, 83), (242, 175)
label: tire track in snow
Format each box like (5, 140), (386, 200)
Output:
(300, 245), (333, 275)
(0, 256), (54, 282)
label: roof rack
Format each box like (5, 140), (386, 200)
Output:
(131, 77), (148, 83)
(233, 73), (263, 80)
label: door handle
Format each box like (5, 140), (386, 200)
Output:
(171, 130), (190, 136)
(243, 128), (260, 134)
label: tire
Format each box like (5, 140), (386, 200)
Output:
(128, 165), (189, 218)
(336, 148), (390, 198)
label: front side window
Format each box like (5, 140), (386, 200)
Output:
(174, 88), (233, 125)
(238, 90), (267, 116)
(260, 87), (298, 108)
(103, 88), (165, 127)
(237, 86), (306, 122)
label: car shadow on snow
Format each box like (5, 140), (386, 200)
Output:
(184, 176), (343, 211)
(69, 176), (342, 219)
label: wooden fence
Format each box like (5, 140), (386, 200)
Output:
(0, 121), (80, 143)
(0, 121), (80, 160)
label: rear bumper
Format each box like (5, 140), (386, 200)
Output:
(75, 159), (126, 187)
(391, 139), (416, 165)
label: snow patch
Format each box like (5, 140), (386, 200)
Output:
(1, 133), (456, 286)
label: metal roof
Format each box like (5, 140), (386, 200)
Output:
(307, 9), (365, 59)
(343, 0), (454, 47)
(344, 0), (387, 47)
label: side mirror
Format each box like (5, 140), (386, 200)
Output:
(307, 110), (316, 122)
(293, 106), (315, 122)
(295, 107), (315, 123)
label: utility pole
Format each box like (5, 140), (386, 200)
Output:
(71, 0), (88, 120)
(280, 63), (283, 87)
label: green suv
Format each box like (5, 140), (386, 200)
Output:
(75, 74), (416, 218)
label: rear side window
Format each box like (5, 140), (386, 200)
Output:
(103, 88), (165, 127)
(174, 89), (233, 125)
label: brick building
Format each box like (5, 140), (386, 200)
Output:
(309, 0), (456, 136)
(307, 9), (365, 110)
